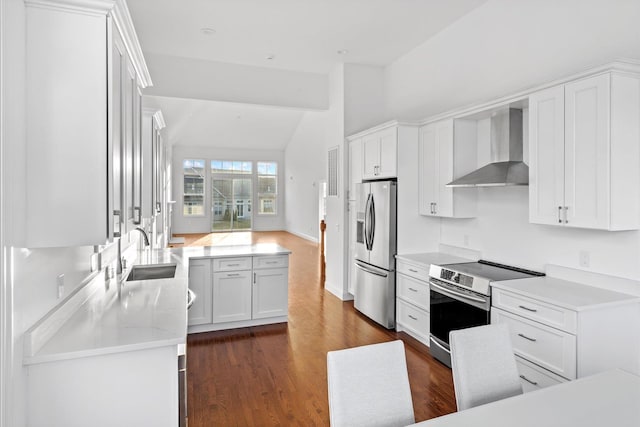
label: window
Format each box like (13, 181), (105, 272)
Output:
(183, 159), (205, 215)
(211, 160), (253, 231)
(257, 161), (277, 215)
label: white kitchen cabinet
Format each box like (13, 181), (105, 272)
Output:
(253, 268), (289, 319)
(212, 270), (252, 323)
(418, 119), (477, 218)
(529, 72), (640, 230)
(188, 254), (290, 333)
(362, 126), (398, 179)
(491, 277), (640, 392)
(187, 259), (213, 326)
(24, 0), (151, 247)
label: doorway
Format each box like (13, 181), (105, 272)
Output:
(211, 160), (253, 232)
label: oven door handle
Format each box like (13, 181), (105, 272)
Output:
(429, 281), (487, 304)
(430, 336), (451, 354)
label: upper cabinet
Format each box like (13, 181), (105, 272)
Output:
(419, 119), (477, 218)
(362, 126), (398, 180)
(529, 72), (640, 230)
(24, 0), (152, 247)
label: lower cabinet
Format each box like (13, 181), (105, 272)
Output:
(188, 254), (289, 333)
(395, 258), (431, 346)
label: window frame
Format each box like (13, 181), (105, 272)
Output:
(182, 158), (206, 217)
(257, 161), (278, 216)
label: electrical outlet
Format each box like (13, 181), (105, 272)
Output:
(56, 274), (65, 299)
(579, 251), (590, 268)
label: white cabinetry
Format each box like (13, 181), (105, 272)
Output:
(188, 254), (290, 333)
(529, 72), (640, 230)
(362, 126), (398, 179)
(187, 259), (213, 326)
(491, 277), (640, 393)
(418, 119), (477, 218)
(24, 0), (151, 247)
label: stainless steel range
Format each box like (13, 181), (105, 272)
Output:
(429, 260), (544, 367)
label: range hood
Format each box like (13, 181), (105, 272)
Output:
(447, 108), (528, 187)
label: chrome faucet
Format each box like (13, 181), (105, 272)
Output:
(134, 227), (150, 247)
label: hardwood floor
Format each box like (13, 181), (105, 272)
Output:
(182, 231), (457, 426)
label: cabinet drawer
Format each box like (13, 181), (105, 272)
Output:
(253, 255), (289, 270)
(397, 299), (429, 341)
(492, 288), (577, 334)
(397, 273), (429, 310)
(213, 257), (252, 272)
(396, 259), (429, 281)
(516, 356), (567, 393)
(492, 308), (576, 379)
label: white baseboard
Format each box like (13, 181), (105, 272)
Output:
(285, 229), (318, 243)
(325, 281), (353, 301)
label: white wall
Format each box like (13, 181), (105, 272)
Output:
(283, 111), (328, 242)
(144, 53), (329, 110)
(171, 145), (286, 234)
(343, 64), (386, 136)
(385, 0), (640, 121)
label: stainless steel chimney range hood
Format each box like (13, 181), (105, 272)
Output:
(447, 108), (528, 187)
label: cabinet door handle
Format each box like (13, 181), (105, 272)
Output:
(408, 315), (418, 321)
(408, 287), (419, 292)
(518, 305), (538, 313)
(433, 203), (437, 214)
(113, 210), (121, 238)
(564, 206), (569, 224)
(133, 206), (141, 225)
(408, 268), (418, 273)
(519, 375), (538, 386)
(253, 272), (256, 283)
(518, 333), (537, 342)
(558, 206), (562, 223)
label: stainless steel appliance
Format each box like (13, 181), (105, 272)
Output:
(429, 260), (543, 367)
(354, 180), (397, 329)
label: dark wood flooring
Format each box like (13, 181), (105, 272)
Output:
(181, 231), (457, 426)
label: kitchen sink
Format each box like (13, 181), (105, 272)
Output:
(126, 263), (177, 281)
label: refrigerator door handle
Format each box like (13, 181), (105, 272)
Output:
(364, 193), (373, 250)
(368, 193), (375, 250)
(355, 262), (388, 278)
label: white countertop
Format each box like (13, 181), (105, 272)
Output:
(408, 369), (640, 427)
(24, 243), (291, 365)
(492, 276), (640, 311)
(396, 252), (474, 267)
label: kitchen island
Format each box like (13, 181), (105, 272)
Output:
(22, 243), (291, 427)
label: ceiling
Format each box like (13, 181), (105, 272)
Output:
(151, 97), (305, 149)
(127, 0), (488, 149)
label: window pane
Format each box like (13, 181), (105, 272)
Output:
(258, 176), (277, 194)
(183, 159), (204, 216)
(257, 161), (277, 215)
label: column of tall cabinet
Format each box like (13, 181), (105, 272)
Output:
(24, 0), (152, 247)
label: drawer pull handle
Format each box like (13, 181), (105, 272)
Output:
(408, 287), (419, 292)
(518, 305), (538, 313)
(408, 315), (418, 321)
(519, 375), (538, 386)
(227, 263), (240, 267)
(408, 268), (418, 273)
(266, 261), (278, 264)
(227, 273), (240, 277)
(518, 333), (537, 342)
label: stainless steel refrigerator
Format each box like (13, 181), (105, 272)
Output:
(354, 180), (397, 329)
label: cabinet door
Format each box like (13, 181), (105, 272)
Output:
(529, 85), (565, 225)
(212, 271), (252, 323)
(349, 139), (363, 200)
(252, 268), (289, 319)
(362, 134), (380, 179)
(111, 29), (125, 239)
(418, 123), (438, 216)
(435, 119), (454, 217)
(376, 127), (397, 178)
(188, 259), (213, 326)
(564, 74), (611, 229)
(123, 59), (136, 234)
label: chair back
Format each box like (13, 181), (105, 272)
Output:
(449, 324), (523, 411)
(327, 340), (415, 427)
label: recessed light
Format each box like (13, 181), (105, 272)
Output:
(200, 27), (216, 35)
(337, 49), (349, 55)
(266, 53), (276, 60)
